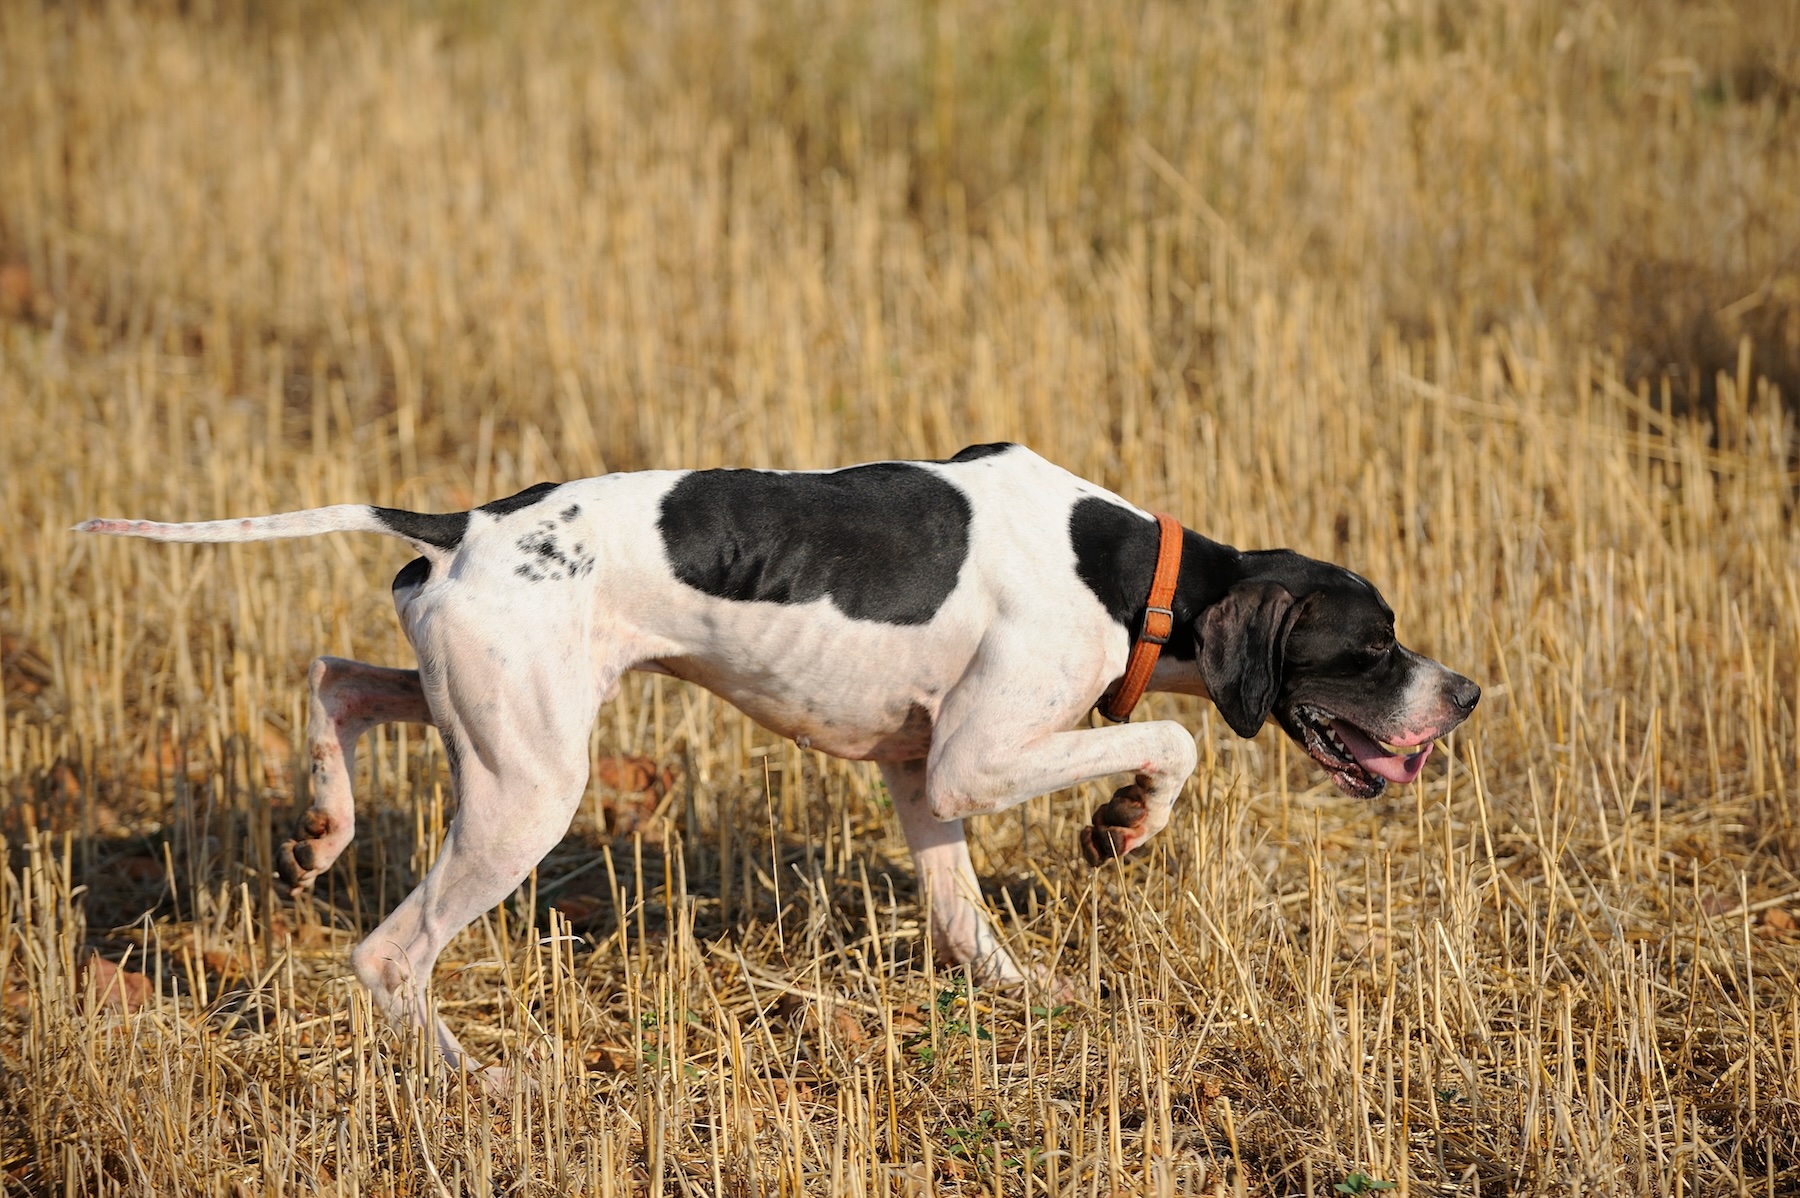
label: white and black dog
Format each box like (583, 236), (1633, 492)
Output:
(80, 442), (1477, 1082)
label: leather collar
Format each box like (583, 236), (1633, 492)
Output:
(1096, 512), (1183, 722)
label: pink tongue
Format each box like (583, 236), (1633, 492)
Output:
(1331, 720), (1431, 784)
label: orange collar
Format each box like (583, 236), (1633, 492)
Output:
(1097, 512), (1183, 722)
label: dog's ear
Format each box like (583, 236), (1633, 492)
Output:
(1199, 582), (1299, 738)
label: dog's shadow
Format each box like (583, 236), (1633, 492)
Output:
(542, 778), (1058, 981)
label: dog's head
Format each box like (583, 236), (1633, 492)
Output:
(1196, 551), (1479, 798)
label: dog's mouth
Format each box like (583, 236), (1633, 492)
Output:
(1284, 704), (1432, 799)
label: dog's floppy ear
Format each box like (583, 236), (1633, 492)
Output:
(1199, 581), (1299, 738)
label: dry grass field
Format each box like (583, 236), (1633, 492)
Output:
(3, 0), (1800, 1193)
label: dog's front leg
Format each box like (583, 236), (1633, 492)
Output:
(882, 712), (1196, 987)
(926, 718), (1200, 866)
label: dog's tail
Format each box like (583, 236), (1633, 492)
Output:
(74, 504), (471, 557)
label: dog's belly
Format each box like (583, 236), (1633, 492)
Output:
(661, 660), (938, 760)
(658, 654), (943, 755)
(640, 598), (977, 762)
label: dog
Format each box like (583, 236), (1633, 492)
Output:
(79, 442), (1478, 1082)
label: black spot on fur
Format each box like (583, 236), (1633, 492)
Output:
(372, 507), (469, 551)
(560, 505), (581, 522)
(658, 463), (972, 624)
(480, 481), (562, 517)
(946, 442), (1015, 462)
(514, 517), (595, 583)
(392, 556), (431, 591)
(1067, 497), (1238, 662)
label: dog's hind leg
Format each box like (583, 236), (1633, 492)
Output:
(349, 623), (607, 1088)
(279, 656), (435, 895)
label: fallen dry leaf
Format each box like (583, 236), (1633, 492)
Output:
(202, 948), (247, 978)
(0, 263), (33, 316)
(584, 1044), (638, 1073)
(294, 922), (333, 949)
(594, 754), (674, 796)
(594, 754), (677, 839)
(258, 721), (292, 783)
(833, 1006), (868, 1044)
(51, 760), (82, 802)
(890, 1003), (926, 1034)
(1, 632), (53, 697)
(116, 855), (166, 885)
(81, 952), (151, 1012)
(550, 893), (605, 927)
(267, 916), (333, 949)
(766, 1077), (814, 1105)
(135, 729), (210, 787)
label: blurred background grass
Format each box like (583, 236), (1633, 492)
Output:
(7, 0), (1798, 470)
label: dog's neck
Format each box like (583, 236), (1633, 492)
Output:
(1104, 525), (1234, 703)
(1153, 528), (1244, 662)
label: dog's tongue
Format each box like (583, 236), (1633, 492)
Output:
(1331, 720), (1431, 784)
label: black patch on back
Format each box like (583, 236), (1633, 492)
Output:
(658, 463), (972, 624)
(1068, 497), (1239, 661)
(480, 481), (562, 516)
(373, 507), (469, 551)
(392, 556), (431, 591)
(946, 442), (1015, 463)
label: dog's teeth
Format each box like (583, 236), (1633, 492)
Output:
(1320, 726), (1356, 762)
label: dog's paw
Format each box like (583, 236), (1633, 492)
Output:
(275, 838), (320, 895)
(466, 1060), (542, 1098)
(1079, 783), (1149, 866)
(276, 810), (344, 895)
(1024, 963), (1079, 1006)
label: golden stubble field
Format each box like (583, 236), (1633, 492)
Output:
(3, 1), (1799, 1194)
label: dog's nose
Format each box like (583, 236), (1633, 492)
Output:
(1450, 676), (1481, 713)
